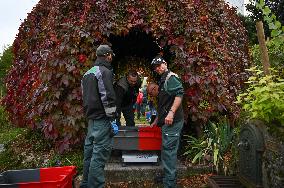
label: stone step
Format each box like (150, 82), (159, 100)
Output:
(105, 151), (211, 182)
(105, 161), (183, 182)
(74, 158), (212, 187)
(73, 151), (212, 187)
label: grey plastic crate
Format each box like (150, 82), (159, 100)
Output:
(113, 126), (139, 150)
(0, 169), (40, 187)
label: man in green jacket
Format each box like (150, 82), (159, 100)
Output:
(147, 55), (184, 188)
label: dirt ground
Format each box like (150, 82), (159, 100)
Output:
(74, 174), (210, 188)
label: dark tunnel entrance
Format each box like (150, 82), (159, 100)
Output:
(109, 29), (161, 60)
(108, 29), (174, 79)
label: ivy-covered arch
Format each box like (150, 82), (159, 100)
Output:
(3, 0), (249, 152)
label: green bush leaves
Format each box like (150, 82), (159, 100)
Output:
(237, 67), (284, 125)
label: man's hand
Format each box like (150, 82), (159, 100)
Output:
(165, 110), (174, 125)
(150, 116), (158, 127)
(165, 96), (182, 125)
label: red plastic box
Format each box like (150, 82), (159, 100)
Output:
(0, 166), (76, 188)
(138, 126), (161, 150)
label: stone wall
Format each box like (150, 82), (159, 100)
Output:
(262, 126), (284, 188)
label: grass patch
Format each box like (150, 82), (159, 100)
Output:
(47, 149), (84, 173)
(0, 148), (23, 171)
(0, 106), (25, 145)
(134, 112), (151, 125)
(0, 125), (24, 145)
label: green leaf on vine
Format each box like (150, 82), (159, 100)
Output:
(271, 30), (282, 37)
(275, 21), (282, 29)
(263, 6), (271, 15)
(269, 23), (277, 30)
(259, 0), (265, 7)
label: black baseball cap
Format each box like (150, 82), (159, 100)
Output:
(96, 44), (115, 57)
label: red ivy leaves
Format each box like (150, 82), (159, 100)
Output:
(2, 0), (249, 152)
(78, 54), (87, 63)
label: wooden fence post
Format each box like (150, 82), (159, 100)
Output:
(256, 21), (271, 75)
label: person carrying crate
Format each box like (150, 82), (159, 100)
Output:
(114, 70), (141, 126)
(147, 55), (184, 188)
(80, 44), (117, 188)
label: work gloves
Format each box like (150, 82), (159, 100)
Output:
(110, 120), (119, 137)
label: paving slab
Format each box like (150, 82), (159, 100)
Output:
(105, 161), (187, 182)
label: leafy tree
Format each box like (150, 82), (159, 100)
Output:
(0, 45), (13, 95)
(246, 0), (284, 38)
(2, 0), (250, 152)
(251, 0), (284, 75)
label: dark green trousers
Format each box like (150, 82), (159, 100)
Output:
(80, 119), (112, 188)
(161, 120), (184, 188)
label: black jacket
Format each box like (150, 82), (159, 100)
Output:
(157, 71), (184, 126)
(114, 76), (141, 110)
(81, 58), (117, 120)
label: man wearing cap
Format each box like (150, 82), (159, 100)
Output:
(147, 55), (184, 188)
(114, 69), (141, 126)
(80, 44), (116, 188)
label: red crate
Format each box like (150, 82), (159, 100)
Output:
(138, 126), (161, 150)
(0, 166), (76, 188)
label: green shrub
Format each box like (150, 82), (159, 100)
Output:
(0, 148), (23, 172)
(183, 117), (235, 174)
(0, 45), (13, 96)
(236, 67), (284, 126)
(251, 37), (284, 71)
(0, 105), (10, 129)
(183, 135), (209, 164)
(0, 106), (23, 145)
